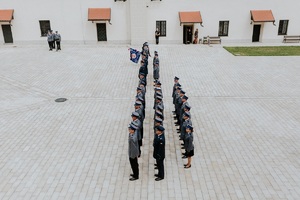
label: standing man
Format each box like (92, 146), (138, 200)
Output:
(172, 77), (180, 106)
(54, 31), (61, 51)
(128, 123), (139, 181)
(193, 28), (198, 44)
(153, 125), (165, 181)
(155, 28), (160, 45)
(47, 30), (53, 51)
(131, 112), (142, 155)
(51, 30), (56, 49)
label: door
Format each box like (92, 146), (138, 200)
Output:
(2, 25), (13, 43)
(96, 23), (107, 41)
(252, 25), (261, 42)
(183, 25), (193, 44)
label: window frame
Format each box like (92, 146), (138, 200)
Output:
(39, 20), (51, 37)
(156, 21), (166, 37)
(218, 21), (229, 37)
(278, 20), (289, 35)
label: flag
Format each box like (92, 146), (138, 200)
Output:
(129, 48), (141, 63)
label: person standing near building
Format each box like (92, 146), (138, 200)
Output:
(155, 28), (160, 45)
(128, 124), (139, 181)
(47, 30), (53, 51)
(54, 31), (61, 51)
(153, 125), (165, 181)
(193, 28), (198, 44)
(51, 30), (56, 49)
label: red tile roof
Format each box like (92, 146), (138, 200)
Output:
(179, 11), (202, 23)
(0, 9), (14, 22)
(251, 10), (275, 22)
(88, 8), (111, 21)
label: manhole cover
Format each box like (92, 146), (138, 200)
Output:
(55, 98), (68, 103)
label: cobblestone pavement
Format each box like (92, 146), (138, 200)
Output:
(0, 44), (300, 200)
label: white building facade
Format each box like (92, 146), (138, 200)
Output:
(0, 0), (299, 45)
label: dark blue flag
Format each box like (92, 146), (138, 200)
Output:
(129, 48), (141, 63)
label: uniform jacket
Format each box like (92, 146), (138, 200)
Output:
(133, 119), (142, 140)
(153, 133), (165, 160)
(54, 34), (61, 42)
(153, 57), (159, 66)
(47, 33), (54, 42)
(135, 108), (144, 122)
(180, 101), (189, 117)
(181, 118), (193, 137)
(175, 95), (182, 111)
(184, 132), (194, 152)
(128, 131), (139, 158)
(153, 65), (160, 79)
(139, 65), (147, 76)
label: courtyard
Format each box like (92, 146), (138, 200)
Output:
(0, 44), (300, 200)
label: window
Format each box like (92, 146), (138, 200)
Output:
(156, 21), (166, 37)
(218, 21), (229, 37)
(278, 20), (289, 35)
(39, 20), (51, 37)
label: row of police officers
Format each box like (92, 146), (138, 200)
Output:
(152, 56), (165, 181)
(172, 77), (195, 168)
(128, 42), (167, 181)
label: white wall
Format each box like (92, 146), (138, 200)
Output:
(0, 0), (130, 44)
(0, 0), (299, 45)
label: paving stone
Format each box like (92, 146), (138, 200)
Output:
(0, 44), (300, 199)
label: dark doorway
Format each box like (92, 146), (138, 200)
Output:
(96, 23), (107, 41)
(2, 25), (13, 43)
(183, 25), (193, 44)
(252, 24), (261, 42)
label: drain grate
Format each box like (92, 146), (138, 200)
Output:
(55, 98), (68, 103)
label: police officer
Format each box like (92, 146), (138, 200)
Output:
(139, 81), (146, 97)
(184, 104), (191, 118)
(142, 42), (151, 58)
(153, 125), (165, 181)
(131, 112), (142, 153)
(175, 89), (185, 127)
(179, 95), (189, 125)
(153, 52), (160, 80)
(154, 96), (164, 111)
(139, 60), (147, 77)
(180, 111), (192, 144)
(153, 117), (163, 137)
(153, 62), (159, 81)
(135, 101), (144, 141)
(139, 73), (147, 87)
(172, 76), (180, 105)
(153, 90), (163, 109)
(128, 124), (139, 181)
(155, 110), (164, 121)
(184, 124), (194, 168)
(136, 87), (144, 100)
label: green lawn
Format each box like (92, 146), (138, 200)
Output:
(224, 46), (300, 56)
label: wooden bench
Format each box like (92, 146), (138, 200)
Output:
(203, 36), (221, 44)
(283, 35), (300, 43)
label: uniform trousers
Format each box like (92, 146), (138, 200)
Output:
(156, 159), (164, 178)
(56, 41), (61, 50)
(129, 157), (139, 178)
(48, 42), (53, 50)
